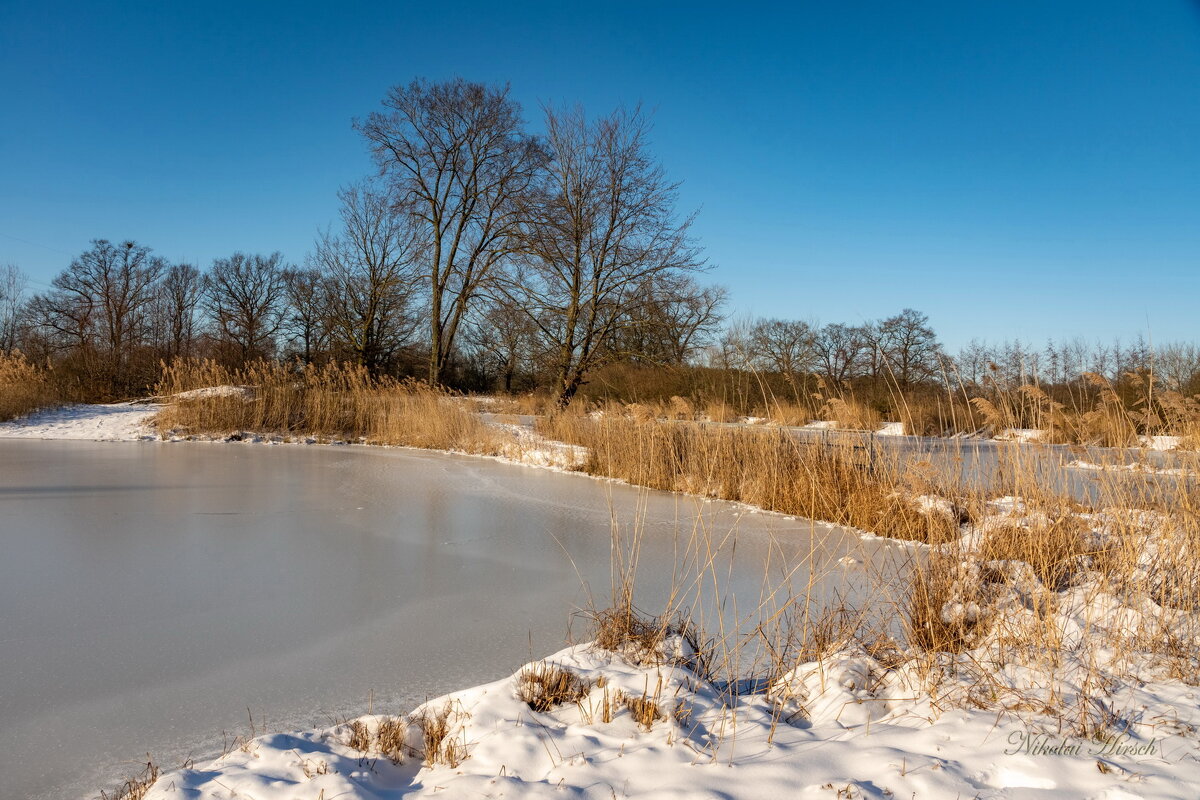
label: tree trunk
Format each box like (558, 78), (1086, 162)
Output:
(555, 370), (584, 409)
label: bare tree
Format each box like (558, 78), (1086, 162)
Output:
(156, 262), (203, 361)
(311, 183), (422, 374)
(466, 296), (540, 392)
(500, 105), (706, 408)
(28, 240), (164, 390)
(203, 252), (287, 364)
(0, 264), (26, 352)
(357, 78), (545, 384)
(813, 323), (867, 387)
(618, 274), (726, 366)
(715, 317), (755, 371)
(281, 267), (331, 364)
(747, 318), (814, 401)
(1157, 342), (1200, 394)
(955, 339), (991, 387)
(877, 308), (942, 389)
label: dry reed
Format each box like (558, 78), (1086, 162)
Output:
(98, 759), (159, 800)
(540, 414), (960, 544)
(0, 351), (58, 422)
(415, 702), (468, 768)
(517, 663), (593, 712)
(154, 359), (503, 454)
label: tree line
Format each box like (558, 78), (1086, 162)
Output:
(2, 79), (726, 403)
(1, 77), (1196, 416)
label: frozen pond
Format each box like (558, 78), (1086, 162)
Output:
(0, 440), (899, 799)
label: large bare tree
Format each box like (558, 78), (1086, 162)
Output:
(501, 105), (706, 407)
(356, 78), (544, 384)
(203, 252), (288, 364)
(311, 183), (422, 374)
(466, 296), (540, 392)
(280, 267), (331, 364)
(813, 322), (867, 387)
(28, 240), (164, 390)
(877, 308), (942, 389)
(747, 318), (815, 401)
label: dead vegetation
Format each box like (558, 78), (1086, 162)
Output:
(979, 513), (1096, 591)
(540, 413), (961, 544)
(517, 663), (592, 712)
(347, 719), (372, 752)
(414, 702), (468, 768)
(375, 716), (409, 764)
(98, 758), (159, 800)
(566, 423), (1200, 745)
(590, 605), (675, 661)
(155, 358), (503, 453)
(0, 351), (58, 422)
(622, 691), (665, 731)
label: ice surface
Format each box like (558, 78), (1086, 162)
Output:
(0, 439), (875, 800)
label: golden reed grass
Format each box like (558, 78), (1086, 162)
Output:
(0, 351), (58, 422)
(539, 413), (960, 544)
(154, 359), (503, 454)
(569, 403), (1199, 739)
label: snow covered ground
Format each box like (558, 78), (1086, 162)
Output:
(142, 635), (1200, 800)
(0, 402), (160, 441)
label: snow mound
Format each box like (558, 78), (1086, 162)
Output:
(173, 385), (254, 401)
(136, 640), (1200, 800)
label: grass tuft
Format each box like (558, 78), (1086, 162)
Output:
(517, 663), (593, 712)
(98, 758), (159, 800)
(415, 702), (468, 768)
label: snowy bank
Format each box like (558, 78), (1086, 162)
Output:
(136, 635), (1200, 800)
(0, 402), (159, 441)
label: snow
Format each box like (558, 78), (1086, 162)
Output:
(996, 428), (1046, 443)
(1141, 435), (1182, 451)
(1066, 459), (1195, 478)
(0, 402), (159, 441)
(0, 401), (592, 474)
(172, 385), (253, 401)
(802, 420), (904, 436)
(490, 420), (589, 470)
(137, 636), (1200, 800)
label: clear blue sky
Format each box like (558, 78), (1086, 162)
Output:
(2, 0), (1197, 352)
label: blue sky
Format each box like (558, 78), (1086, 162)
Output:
(1, 0), (1197, 352)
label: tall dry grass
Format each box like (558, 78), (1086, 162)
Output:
(0, 351), (58, 422)
(584, 481), (1199, 747)
(569, 400), (1200, 742)
(155, 359), (503, 453)
(540, 413), (961, 543)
